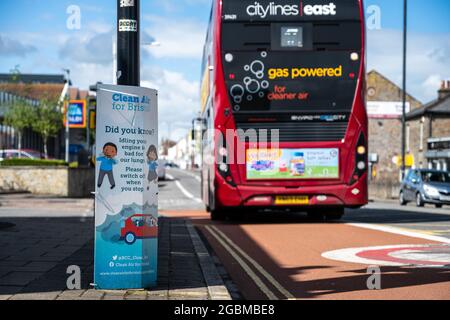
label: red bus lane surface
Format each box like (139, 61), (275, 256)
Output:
(162, 210), (450, 300)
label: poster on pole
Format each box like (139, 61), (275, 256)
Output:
(94, 84), (158, 289)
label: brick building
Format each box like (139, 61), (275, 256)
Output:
(406, 80), (450, 172)
(366, 70), (422, 198)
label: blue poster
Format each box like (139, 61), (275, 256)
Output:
(94, 84), (158, 289)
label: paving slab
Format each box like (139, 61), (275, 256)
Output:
(0, 196), (231, 300)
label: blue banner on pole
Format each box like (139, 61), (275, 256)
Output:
(94, 84), (158, 289)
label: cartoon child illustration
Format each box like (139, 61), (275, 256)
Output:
(146, 144), (158, 190)
(97, 142), (118, 190)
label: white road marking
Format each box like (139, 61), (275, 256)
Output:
(166, 173), (202, 203)
(204, 225), (278, 300)
(322, 245), (414, 266)
(171, 168), (201, 182)
(322, 244), (450, 267)
(347, 223), (450, 244)
(210, 225), (294, 299)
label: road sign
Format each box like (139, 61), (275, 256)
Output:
(367, 101), (411, 119)
(94, 84), (158, 289)
(64, 100), (87, 128)
(392, 154), (414, 167)
(322, 244), (450, 268)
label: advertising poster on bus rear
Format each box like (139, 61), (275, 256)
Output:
(246, 148), (339, 180)
(94, 84), (158, 289)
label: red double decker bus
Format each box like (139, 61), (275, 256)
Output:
(200, 0), (367, 220)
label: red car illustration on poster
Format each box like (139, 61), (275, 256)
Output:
(120, 214), (158, 245)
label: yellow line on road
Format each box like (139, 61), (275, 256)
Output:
(210, 225), (295, 300)
(204, 225), (278, 300)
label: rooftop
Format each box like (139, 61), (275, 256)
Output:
(0, 73), (65, 84)
(406, 80), (450, 120)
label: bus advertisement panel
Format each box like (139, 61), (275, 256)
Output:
(246, 148), (339, 180)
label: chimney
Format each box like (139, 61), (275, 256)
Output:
(438, 80), (450, 100)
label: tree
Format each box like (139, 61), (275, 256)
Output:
(3, 99), (34, 150)
(9, 65), (21, 83)
(31, 97), (63, 159)
(160, 138), (176, 156)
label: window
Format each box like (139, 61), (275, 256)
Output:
(421, 171), (450, 183)
(419, 118), (424, 151)
(406, 124), (410, 153)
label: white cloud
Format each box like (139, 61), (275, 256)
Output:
(85, 21), (113, 34)
(155, 0), (212, 13)
(422, 74), (443, 100)
(142, 15), (206, 59)
(141, 67), (200, 141)
(59, 31), (114, 65)
(0, 34), (37, 57)
(70, 62), (114, 90)
(367, 29), (450, 102)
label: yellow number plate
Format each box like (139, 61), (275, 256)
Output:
(275, 196), (309, 205)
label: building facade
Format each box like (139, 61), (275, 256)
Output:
(366, 70), (422, 199)
(406, 80), (450, 172)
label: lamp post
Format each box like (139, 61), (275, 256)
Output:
(401, 0), (408, 179)
(117, 0), (140, 86)
(62, 68), (70, 163)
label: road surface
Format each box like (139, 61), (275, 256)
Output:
(161, 167), (450, 300)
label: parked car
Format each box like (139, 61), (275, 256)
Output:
(165, 161), (179, 168)
(120, 214), (158, 245)
(0, 149), (43, 161)
(399, 169), (450, 208)
(157, 159), (167, 180)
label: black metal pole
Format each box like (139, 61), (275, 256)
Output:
(117, 0), (140, 86)
(401, 0), (407, 179)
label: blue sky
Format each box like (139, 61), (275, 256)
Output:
(0, 0), (449, 141)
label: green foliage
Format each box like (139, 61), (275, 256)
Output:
(0, 158), (67, 167)
(30, 97), (63, 158)
(9, 65), (21, 83)
(1, 91), (63, 159)
(3, 99), (34, 134)
(31, 97), (63, 141)
(69, 162), (79, 168)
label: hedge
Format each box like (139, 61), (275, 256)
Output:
(0, 158), (68, 167)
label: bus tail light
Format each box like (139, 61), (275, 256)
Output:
(217, 139), (235, 186)
(350, 132), (367, 185)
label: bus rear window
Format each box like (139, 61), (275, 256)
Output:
(222, 21), (361, 51)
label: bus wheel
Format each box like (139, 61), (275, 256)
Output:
(324, 208), (344, 221)
(211, 209), (227, 221)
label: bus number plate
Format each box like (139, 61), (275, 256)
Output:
(275, 196), (309, 205)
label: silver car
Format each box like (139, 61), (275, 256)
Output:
(0, 149), (42, 161)
(157, 159), (167, 180)
(399, 169), (450, 208)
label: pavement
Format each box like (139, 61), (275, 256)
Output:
(0, 193), (231, 300)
